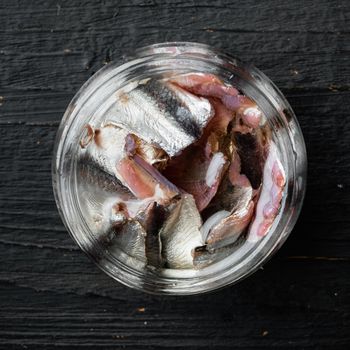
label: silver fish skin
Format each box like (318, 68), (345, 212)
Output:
(109, 219), (147, 265)
(205, 186), (254, 250)
(193, 240), (243, 269)
(193, 234), (246, 269)
(80, 191), (123, 238)
(79, 123), (129, 184)
(77, 153), (133, 197)
(107, 201), (171, 269)
(193, 245), (228, 269)
(159, 194), (203, 269)
(202, 146), (255, 250)
(106, 79), (214, 156)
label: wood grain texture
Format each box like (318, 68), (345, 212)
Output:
(0, 0), (349, 349)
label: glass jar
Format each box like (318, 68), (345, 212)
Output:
(52, 42), (307, 295)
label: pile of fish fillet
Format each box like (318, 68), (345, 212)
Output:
(78, 73), (286, 270)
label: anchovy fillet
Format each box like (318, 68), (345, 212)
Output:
(159, 195), (203, 269)
(105, 79), (214, 156)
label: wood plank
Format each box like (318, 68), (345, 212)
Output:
(0, 0), (349, 124)
(0, 259), (349, 348)
(0, 31), (348, 93)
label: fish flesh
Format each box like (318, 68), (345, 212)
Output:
(105, 79), (214, 156)
(169, 73), (239, 102)
(111, 202), (130, 224)
(171, 73), (264, 128)
(247, 142), (286, 242)
(204, 98), (234, 138)
(203, 145), (255, 249)
(206, 152), (228, 188)
(203, 145), (252, 217)
(205, 191), (254, 249)
(79, 189), (124, 242)
(204, 152), (254, 250)
(228, 95), (264, 129)
(232, 130), (269, 189)
(117, 153), (179, 201)
(200, 210), (230, 241)
(136, 201), (169, 267)
(124, 133), (169, 170)
(163, 140), (228, 211)
(240, 104), (263, 129)
(160, 194), (203, 269)
(163, 99), (234, 213)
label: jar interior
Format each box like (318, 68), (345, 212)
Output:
(53, 43), (306, 294)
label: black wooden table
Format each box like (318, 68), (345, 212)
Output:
(1, 1), (349, 349)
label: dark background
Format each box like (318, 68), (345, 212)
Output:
(0, 0), (349, 349)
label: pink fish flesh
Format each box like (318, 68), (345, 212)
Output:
(247, 142), (286, 242)
(117, 154), (179, 201)
(170, 73), (263, 128)
(203, 144), (255, 249)
(163, 136), (228, 212)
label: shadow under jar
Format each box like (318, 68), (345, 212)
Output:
(52, 42), (307, 295)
